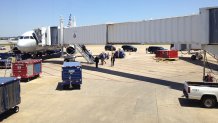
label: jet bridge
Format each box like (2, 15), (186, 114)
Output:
(60, 7), (218, 66)
(62, 7), (218, 45)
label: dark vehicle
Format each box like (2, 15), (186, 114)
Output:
(122, 45), (137, 52)
(105, 44), (116, 51)
(114, 50), (125, 58)
(0, 46), (6, 50)
(0, 53), (13, 69)
(147, 46), (165, 54)
(0, 53), (13, 59)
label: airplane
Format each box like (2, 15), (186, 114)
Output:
(12, 15), (78, 60)
(13, 28), (62, 58)
(13, 14), (77, 56)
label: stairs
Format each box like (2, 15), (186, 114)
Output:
(74, 44), (95, 64)
(203, 45), (218, 61)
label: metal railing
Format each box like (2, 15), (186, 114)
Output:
(75, 44), (94, 64)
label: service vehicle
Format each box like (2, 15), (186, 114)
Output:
(147, 46), (165, 54)
(183, 81), (218, 108)
(105, 44), (116, 51)
(122, 45), (137, 52)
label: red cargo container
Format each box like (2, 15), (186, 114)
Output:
(155, 50), (178, 59)
(12, 59), (42, 80)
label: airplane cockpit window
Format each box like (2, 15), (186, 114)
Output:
(24, 36), (30, 39)
(19, 36), (24, 39)
(30, 36), (34, 39)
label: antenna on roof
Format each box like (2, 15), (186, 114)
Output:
(68, 14), (73, 28)
(68, 14), (76, 28)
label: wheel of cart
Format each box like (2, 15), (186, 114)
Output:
(62, 84), (68, 90)
(61, 83), (81, 90)
(74, 84), (81, 89)
(61, 83), (70, 90)
(13, 106), (19, 113)
(36, 74), (40, 78)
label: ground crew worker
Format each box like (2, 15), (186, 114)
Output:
(111, 53), (115, 66)
(94, 56), (99, 68)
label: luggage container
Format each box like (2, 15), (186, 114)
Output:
(155, 50), (178, 59)
(0, 77), (20, 115)
(62, 62), (82, 89)
(0, 59), (11, 69)
(0, 53), (13, 69)
(114, 50), (125, 58)
(0, 53), (13, 60)
(12, 59), (42, 81)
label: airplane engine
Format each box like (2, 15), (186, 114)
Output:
(66, 46), (76, 55)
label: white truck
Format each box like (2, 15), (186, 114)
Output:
(183, 81), (218, 108)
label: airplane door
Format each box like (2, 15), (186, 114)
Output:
(32, 33), (39, 45)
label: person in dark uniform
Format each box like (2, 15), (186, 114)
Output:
(94, 56), (99, 68)
(81, 45), (86, 51)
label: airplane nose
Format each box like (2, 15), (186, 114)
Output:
(17, 39), (36, 52)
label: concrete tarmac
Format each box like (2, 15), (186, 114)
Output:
(1, 45), (218, 123)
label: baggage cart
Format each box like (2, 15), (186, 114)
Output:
(12, 59), (42, 81)
(62, 62), (82, 89)
(0, 59), (11, 69)
(0, 53), (13, 69)
(155, 50), (178, 60)
(0, 77), (20, 115)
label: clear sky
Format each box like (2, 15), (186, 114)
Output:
(0, 0), (217, 37)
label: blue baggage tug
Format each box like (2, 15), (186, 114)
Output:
(62, 62), (82, 89)
(0, 77), (20, 115)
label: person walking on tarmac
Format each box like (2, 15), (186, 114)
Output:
(111, 53), (115, 67)
(94, 56), (99, 68)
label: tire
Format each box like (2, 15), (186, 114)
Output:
(198, 55), (203, 60)
(202, 97), (216, 108)
(14, 106), (19, 113)
(191, 55), (196, 60)
(63, 84), (68, 90)
(74, 84), (81, 89)
(64, 59), (70, 62)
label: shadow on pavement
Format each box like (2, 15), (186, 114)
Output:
(43, 60), (63, 65)
(178, 98), (202, 108)
(180, 57), (218, 71)
(40, 53), (62, 60)
(82, 65), (183, 91)
(44, 60), (184, 91)
(0, 109), (16, 122)
(56, 82), (81, 91)
(179, 98), (218, 108)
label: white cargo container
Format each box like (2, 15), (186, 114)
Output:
(63, 24), (107, 45)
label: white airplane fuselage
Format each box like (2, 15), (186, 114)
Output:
(16, 31), (60, 54)
(17, 31), (36, 52)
